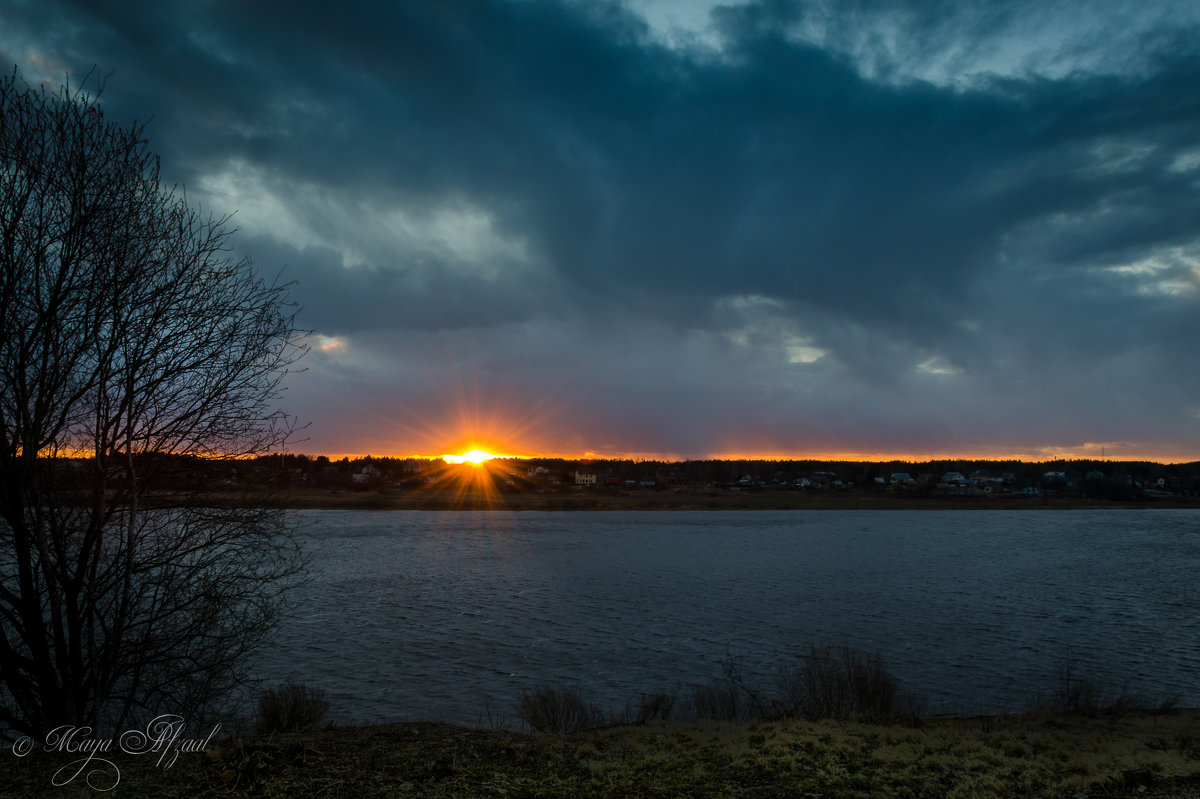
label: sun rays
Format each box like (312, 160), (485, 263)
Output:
(443, 448), (496, 465)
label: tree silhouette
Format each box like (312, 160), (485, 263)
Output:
(0, 68), (307, 739)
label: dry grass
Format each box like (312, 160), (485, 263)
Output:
(3, 709), (1197, 797)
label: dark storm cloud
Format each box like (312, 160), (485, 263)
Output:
(5, 0), (1199, 457)
(240, 236), (555, 333)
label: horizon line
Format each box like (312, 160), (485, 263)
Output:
(277, 451), (1200, 466)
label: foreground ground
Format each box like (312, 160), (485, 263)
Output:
(3, 710), (1198, 798)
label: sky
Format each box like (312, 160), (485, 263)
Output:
(4, 0), (1200, 462)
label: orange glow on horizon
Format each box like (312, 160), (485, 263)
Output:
(443, 448), (498, 465)
(345, 369), (575, 468)
(307, 446), (1197, 465)
(303, 364), (1195, 466)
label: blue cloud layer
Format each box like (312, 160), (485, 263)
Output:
(5, 0), (1199, 458)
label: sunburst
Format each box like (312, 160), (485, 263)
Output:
(443, 448), (496, 465)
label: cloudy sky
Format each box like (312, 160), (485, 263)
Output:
(5, 0), (1200, 461)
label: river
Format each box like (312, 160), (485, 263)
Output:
(254, 509), (1200, 726)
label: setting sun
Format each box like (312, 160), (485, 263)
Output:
(444, 448), (496, 465)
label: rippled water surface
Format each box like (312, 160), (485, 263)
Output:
(257, 509), (1200, 725)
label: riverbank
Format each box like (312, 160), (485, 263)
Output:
(225, 485), (1200, 511)
(4, 710), (1198, 797)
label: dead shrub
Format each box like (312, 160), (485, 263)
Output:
(516, 684), (606, 733)
(686, 679), (746, 721)
(777, 645), (902, 721)
(631, 690), (677, 724)
(255, 683), (330, 734)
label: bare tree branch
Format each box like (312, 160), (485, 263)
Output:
(0, 67), (309, 740)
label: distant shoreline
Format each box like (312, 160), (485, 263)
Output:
(176, 486), (1200, 511)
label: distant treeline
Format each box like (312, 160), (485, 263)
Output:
(506, 456), (1200, 497)
(50, 452), (1199, 497)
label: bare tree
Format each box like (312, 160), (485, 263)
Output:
(0, 68), (308, 739)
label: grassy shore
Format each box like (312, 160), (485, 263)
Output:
(3, 710), (1198, 798)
